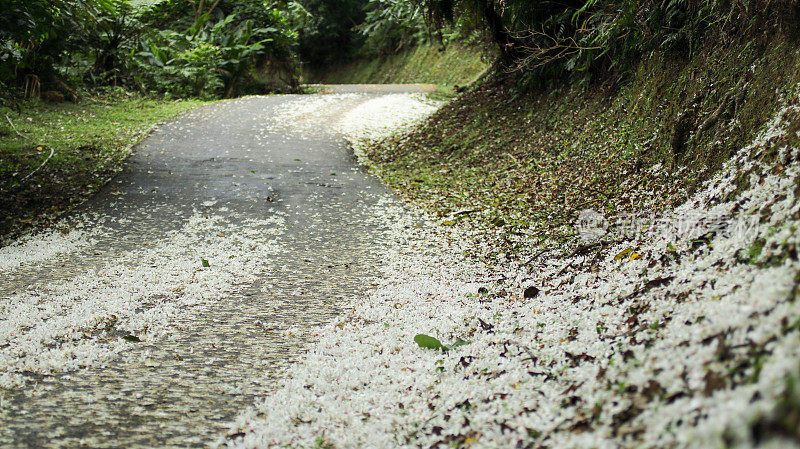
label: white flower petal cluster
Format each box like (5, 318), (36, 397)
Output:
(0, 212), (284, 389)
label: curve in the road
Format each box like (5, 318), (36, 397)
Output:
(0, 87), (432, 448)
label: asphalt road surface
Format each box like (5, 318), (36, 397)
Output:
(0, 84), (435, 448)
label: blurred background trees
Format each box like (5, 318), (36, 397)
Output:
(294, 0), (367, 67)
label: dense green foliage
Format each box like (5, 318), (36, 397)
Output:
(0, 0), (114, 86)
(0, 0), (309, 99)
(134, 2), (309, 97)
(3, 0), (797, 99)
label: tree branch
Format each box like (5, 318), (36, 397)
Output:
(21, 147), (55, 181)
(4, 114), (25, 139)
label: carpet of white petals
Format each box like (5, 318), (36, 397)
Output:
(0, 213), (284, 389)
(224, 91), (800, 448)
(337, 93), (442, 148)
(0, 227), (95, 272)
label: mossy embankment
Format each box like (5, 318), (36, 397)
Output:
(0, 92), (212, 240)
(363, 33), (800, 258)
(304, 43), (488, 89)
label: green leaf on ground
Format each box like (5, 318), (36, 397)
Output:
(414, 334), (471, 351)
(201, 258), (210, 267)
(415, 334), (444, 350)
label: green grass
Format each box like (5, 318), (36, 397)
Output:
(0, 90), (212, 239)
(304, 43), (489, 88)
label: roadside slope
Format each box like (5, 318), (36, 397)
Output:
(304, 43), (487, 89)
(363, 34), (800, 259)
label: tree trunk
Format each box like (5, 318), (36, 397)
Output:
(225, 76), (237, 98)
(476, 0), (520, 64)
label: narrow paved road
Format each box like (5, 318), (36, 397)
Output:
(0, 85), (434, 448)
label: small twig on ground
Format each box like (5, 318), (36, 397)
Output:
(571, 241), (605, 256)
(504, 152), (522, 168)
(21, 147), (55, 181)
(523, 248), (549, 266)
(4, 114), (25, 138)
(516, 343), (539, 362)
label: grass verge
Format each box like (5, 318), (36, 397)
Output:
(0, 90), (212, 240)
